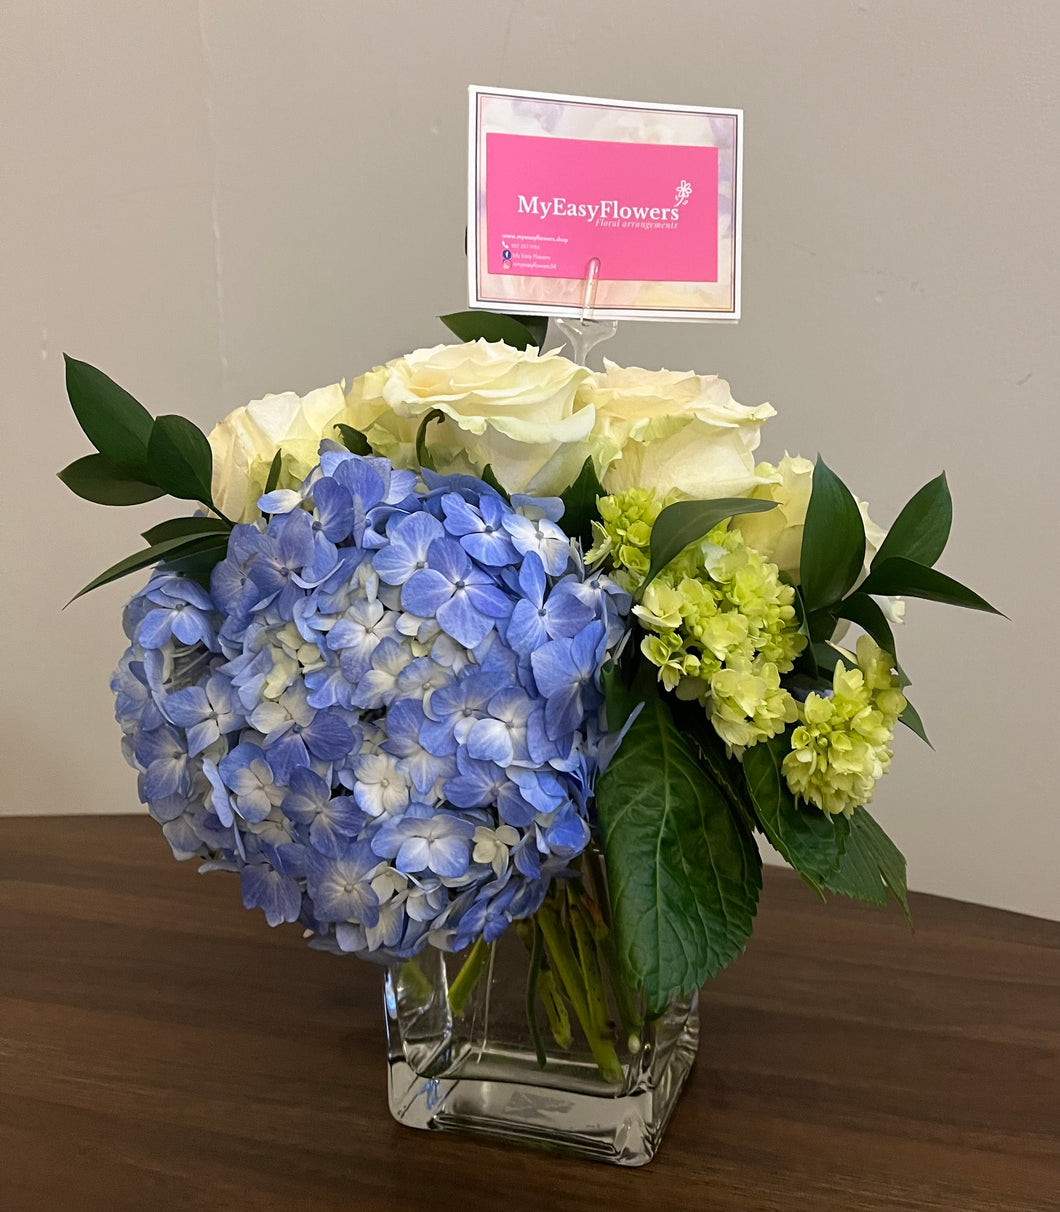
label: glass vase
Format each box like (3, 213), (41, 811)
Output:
(383, 852), (699, 1166)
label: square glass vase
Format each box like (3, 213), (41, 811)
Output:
(383, 865), (699, 1167)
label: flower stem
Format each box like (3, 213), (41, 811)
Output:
(448, 936), (491, 1017)
(537, 902), (624, 1084)
(524, 919), (548, 1069)
(537, 968), (572, 1050)
(397, 957), (434, 1009)
(569, 893), (609, 1041)
(583, 853), (643, 1051)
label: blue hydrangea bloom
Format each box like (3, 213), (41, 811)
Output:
(111, 450), (628, 960)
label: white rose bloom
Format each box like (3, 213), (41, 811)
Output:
(581, 361), (776, 499)
(733, 453), (815, 576)
(336, 340), (593, 496)
(208, 383), (346, 523)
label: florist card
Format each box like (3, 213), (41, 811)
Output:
(468, 86), (742, 322)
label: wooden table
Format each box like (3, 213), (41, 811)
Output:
(1, 816), (1056, 1212)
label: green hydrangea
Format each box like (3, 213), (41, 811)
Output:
(706, 656), (799, 749)
(587, 488), (668, 593)
(782, 635), (907, 816)
(592, 489), (806, 750)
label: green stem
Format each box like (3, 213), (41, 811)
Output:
(569, 894), (609, 1041)
(397, 957), (434, 1010)
(537, 968), (572, 1050)
(537, 903), (624, 1083)
(582, 854), (644, 1051)
(598, 932), (643, 1053)
(448, 936), (491, 1017)
(524, 919), (548, 1069)
(199, 498), (234, 527)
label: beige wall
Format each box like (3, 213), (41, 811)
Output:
(2, 1), (1057, 918)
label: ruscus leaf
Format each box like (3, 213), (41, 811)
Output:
(520, 315), (550, 349)
(57, 453), (164, 506)
(333, 424), (371, 455)
(558, 457), (606, 547)
(146, 415), (215, 506)
(64, 355), (155, 480)
(67, 534), (229, 604)
(480, 464), (511, 501)
(640, 497), (776, 597)
(141, 516), (231, 545)
(898, 699), (932, 747)
(859, 557), (1003, 615)
(263, 449), (283, 495)
(788, 584), (819, 679)
(414, 408), (445, 472)
(835, 593), (897, 659)
(872, 472), (952, 569)
(158, 536), (231, 583)
(439, 310), (545, 350)
(799, 457), (866, 611)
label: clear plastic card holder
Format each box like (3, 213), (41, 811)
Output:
(554, 257), (618, 367)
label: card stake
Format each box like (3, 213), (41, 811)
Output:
(554, 256), (619, 365)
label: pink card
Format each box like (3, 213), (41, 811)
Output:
(469, 87), (742, 322)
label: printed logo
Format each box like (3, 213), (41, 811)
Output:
(514, 179), (694, 231)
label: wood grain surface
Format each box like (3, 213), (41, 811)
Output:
(0, 815), (1056, 1212)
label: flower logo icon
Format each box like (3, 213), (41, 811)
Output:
(675, 180), (693, 206)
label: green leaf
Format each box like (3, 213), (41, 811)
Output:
(333, 423), (371, 456)
(146, 415), (215, 506)
(799, 457), (866, 611)
(480, 464), (511, 501)
(57, 453), (164, 506)
(64, 355), (155, 480)
(807, 609), (838, 643)
(859, 557), (1003, 615)
(671, 702), (758, 836)
(141, 516), (231, 545)
(520, 315), (550, 349)
(67, 534), (228, 604)
(834, 591), (912, 687)
(788, 584), (818, 680)
(872, 472), (951, 569)
(263, 449), (283, 495)
(596, 692), (761, 1014)
(898, 699), (932, 747)
(558, 457), (605, 547)
(810, 641), (844, 678)
(640, 497), (776, 597)
(743, 734), (850, 893)
(600, 659), (642, 733)
(158, 536), (231, 583)
(414, 408), (445, 472)
(835, 592), (896, 658)
(822, 808), (912, 925)
(439, 310), (545, 350)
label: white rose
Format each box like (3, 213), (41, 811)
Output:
(208, 383), (346, 523)
(733, 453), (815, 576)
(581, 361), (776, 499)
(336, 340), (593, 496)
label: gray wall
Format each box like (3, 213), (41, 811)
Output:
(3, 1), (1057, 918)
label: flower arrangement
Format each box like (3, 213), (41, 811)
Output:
(59, 311), (998, 1060)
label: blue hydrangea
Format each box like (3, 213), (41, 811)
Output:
(112, 448), (629, 960)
